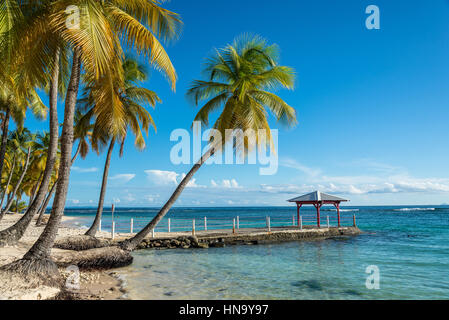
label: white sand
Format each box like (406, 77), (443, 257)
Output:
(0, 214), (123, 300)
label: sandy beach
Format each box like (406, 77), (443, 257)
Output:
(0, 214), (127, 300)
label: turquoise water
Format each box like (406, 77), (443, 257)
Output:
(65, 206), (449, 299)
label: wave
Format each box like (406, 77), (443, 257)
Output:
(393, 208), (436, 212)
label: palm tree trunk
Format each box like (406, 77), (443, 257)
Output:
(28, 172), (43, 208)
(0, 106), (11, 179)
(120, 148), (214, 251)
(0, 153), (16, 214)
(1, 147), (32, 215)
(35, 181), (56, 226)
(21, 49), (81, 266)
(85, 138), (115, 237)
(0, 48), (60, 246)
(36, 142), (81, 226)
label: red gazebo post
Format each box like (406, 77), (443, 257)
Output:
(313, 202), (322, 228)
(335, 202), (341, 227)
(296, 203), (302, 227)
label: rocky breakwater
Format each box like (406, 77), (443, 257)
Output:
(136, 236), (225, 250)
(135, 227), (362, 251)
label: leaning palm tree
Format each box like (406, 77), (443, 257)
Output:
(83, 57), (159, 237)
(1, 0), (181, 281)
(120, 35), (297, 251)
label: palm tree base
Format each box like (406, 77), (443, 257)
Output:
(54, 247), (133, 270)
(54, 235), (111, 251)
(0, 257), (61, 288)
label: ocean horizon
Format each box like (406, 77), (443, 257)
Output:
(63, 205), (449, 300)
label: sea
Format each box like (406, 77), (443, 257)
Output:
(63, 205), (449, 300)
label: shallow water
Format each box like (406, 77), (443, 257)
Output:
(66, 206), (449, 299)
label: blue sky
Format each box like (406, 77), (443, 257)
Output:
(22, 0), (449, 207)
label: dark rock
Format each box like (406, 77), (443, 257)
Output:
(210, 242), (225, 248)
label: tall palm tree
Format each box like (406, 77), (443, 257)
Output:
(0, 141), (17, 209)
(1, 0), (181, 280)
(0, 129), (35, 218)
(35, 110), (89, 226)
(83, 57), (159, 237)
(120, 35), (297, 251)
(0, 1), (65, 246)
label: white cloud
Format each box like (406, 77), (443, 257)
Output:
(211, 179), (240, 189)
(180, 174), (206, 188)
(145, 194), (160, 203)
(145, 170), (179, 185)
(109, 174), (136, 184)
(72, 166), (98, 173)
(71, 199), (80, 204)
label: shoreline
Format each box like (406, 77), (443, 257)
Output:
(0, 214), (126, 300)
(0, 213), (362, 300)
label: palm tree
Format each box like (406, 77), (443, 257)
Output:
(0, 129), (35, 218)
(83, 57), (159, 237)
(10, 200), (27, 214)
(120, 35), (297, 251)
(36, 110), (89, 226)
(0, 141), (17, 210)
(1, 0), (181, 280)
(0, 1), (64, 246)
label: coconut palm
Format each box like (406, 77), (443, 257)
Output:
(35, 110), (89, 226)
(1, 0), (181, 280)
(9, 200), (27, 214)
(0, 129), (35, 218)
(120, 35), (297, 251)
(81, 57), (159, 237)
(0, 141), (17, 209)
(0, 1), (66, 248)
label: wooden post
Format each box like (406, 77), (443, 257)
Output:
(292, 215), (295, 226)
(267, 216), (271, 232)
(192, 219), (196, 236)
(337, 202), (341, 228)
(327, 216), (330, 228)
(353, 214), (357, 227)
(232, 218), (236, 234)
(152, 229), (155, 238)
(300, 216), (303, 230)
(316, 203), (321, 228)
(297, 203), (300, 227)
(168, 218), (171, 233)
(99, 219), (102, 232)
(237, 216), (240, 229)
(130, 218), (134, 234)
(111, 221), (115, 240)
(204, 217), (207, 231)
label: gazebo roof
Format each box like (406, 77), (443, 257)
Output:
(288, 191), (348, 203)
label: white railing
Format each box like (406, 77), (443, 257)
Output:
(105, 214), (358, 239)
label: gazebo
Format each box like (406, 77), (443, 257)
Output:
(288, 191), (348, 228)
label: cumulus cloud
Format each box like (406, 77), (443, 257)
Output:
(211, 179), (240, 189)
(145, 170), (179, 185)
(109, 174), (136, 184)
(180, 174), (206, 188)
(72, 166), (98, 173)
(259, 178), (449, 196)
